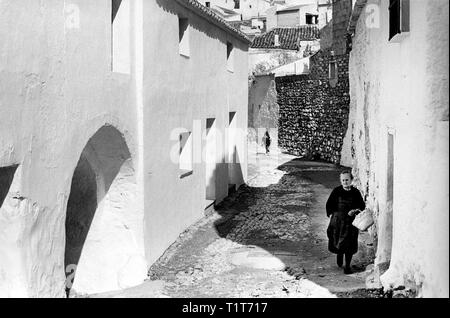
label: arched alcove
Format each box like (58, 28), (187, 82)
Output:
(65, 125), (146, 296)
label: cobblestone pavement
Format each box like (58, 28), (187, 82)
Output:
(91, 152), (379, 298)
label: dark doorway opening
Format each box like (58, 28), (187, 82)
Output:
(228, 112), (237, 194)
(385, 132), (394, 264)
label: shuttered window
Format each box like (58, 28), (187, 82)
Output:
(227, 42), (234, 72)
(389, 0), (410, 41)
(179, 17), (190, 57)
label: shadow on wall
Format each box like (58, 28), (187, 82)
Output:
(112, 0), (123, 23)
(248, 75), (279, 132)
(0, 165), (19, 208)
(227, 112), (245, 194)
(229, 145), (244, 191)
(204, 144), (245, 209)
(65, 156), (97, 279)
(65, 125), (146, 297)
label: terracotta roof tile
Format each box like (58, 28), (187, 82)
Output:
(174, 0), (251, 44)
(251, 26), (319, 50)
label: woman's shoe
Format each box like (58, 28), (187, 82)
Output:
(344, 267), (353, 274)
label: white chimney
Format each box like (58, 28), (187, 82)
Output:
(274, 34), (280, 47)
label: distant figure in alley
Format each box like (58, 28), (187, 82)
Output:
(326, 170), (365, 274)
(262, 130), (271, 154)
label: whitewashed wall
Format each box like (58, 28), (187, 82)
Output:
(0, 0), (249, 297)
(342, 0), (449, 297)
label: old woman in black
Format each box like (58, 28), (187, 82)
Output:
(326, 170), (365, 274)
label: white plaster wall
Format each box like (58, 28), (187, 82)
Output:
(299, 4), (319, 25)
(272, 56), (311, 76)
(285, 0), (317, 5)
(0, 0), (249, 297)
(266, 6), (278, 31)
(249, 49), (305, 73)
(238, 0), (271, 20)
(0, 0), (140, 297)
(344, 0), (449, 297)
(277, 10), (302, 27)
(140, 0), (249, 267)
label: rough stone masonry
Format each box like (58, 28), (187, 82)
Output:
(277, 50), (350, 164)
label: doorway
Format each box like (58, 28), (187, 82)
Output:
(205, 118), (216, 209)
(377, 131), (394, 273)
(385, 132), (394, 263)
(228, 112), (237, 193)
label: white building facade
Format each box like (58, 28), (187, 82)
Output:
(0, 0), (249, 297)
(342, 0), (449, 297)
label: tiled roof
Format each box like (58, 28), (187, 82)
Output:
(251, 26), (320, 50)
(174, 0), (251, 44)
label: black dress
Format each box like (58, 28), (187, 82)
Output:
(326, 186), (365, 255)
(264, 134), (271, 147)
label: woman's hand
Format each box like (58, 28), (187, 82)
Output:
(348, 209), (360, 217)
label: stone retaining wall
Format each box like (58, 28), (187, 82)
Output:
(277, 51), (350, 164)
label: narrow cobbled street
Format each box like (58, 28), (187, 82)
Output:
(91, 152), (381, 298)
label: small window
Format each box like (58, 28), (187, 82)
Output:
(179, 17), (190, 57)
(0, 165), (19, 208)
(111, 0), (121, 22)
(205, 2), (210, 8)
(179, 132), (193, 178)
(389, 0), (410, 41)
(228, 112), (237, 166)
(329, 61), (337, 79)
(306, 14), (318, 25)
(227, 42), (234, 72)
(329, 58), (338, 87)
(234, 0), (240, 9)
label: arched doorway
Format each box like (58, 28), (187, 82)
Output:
(65, 125), (146, 296)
